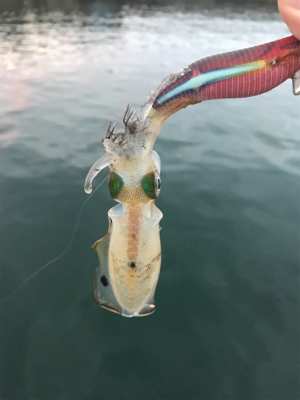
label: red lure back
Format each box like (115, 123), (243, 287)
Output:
(152, 35), (300, 120)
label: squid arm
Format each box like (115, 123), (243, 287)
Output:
(84, 153), (112, 194)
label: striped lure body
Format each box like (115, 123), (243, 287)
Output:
(85, 35), (299, 317)
(151, 35), (300, 121)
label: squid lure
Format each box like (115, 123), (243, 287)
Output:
(85, 35), (300, 317)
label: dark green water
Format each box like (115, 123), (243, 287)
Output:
(1, 1), (299, 399)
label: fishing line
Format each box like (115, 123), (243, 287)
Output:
(1, 175), (108, 304)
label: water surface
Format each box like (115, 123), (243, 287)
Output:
(1, 1), (299, 399)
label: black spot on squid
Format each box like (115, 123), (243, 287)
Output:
(100, 275), (109, 287)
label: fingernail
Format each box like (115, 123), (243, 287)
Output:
(284, 0), (300, 10)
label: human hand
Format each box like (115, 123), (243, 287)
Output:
(278, 0), (300, 39)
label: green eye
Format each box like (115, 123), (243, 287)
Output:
(109, 172), (123, 199)
(142, 172), (157, 199)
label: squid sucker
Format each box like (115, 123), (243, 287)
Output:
(84, 35), (300, 317)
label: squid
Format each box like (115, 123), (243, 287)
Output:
(84, 35), (300, 317)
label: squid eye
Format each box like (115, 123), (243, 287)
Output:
(142, 172), (161, 199)
(142, 172), (156, 199)
(109, 172), (123, 199)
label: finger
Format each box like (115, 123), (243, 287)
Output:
(278, 0), (300, 40)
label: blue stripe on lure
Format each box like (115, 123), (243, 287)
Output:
(156, 61), (266, 106)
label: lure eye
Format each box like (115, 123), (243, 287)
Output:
(109, 172), (124, 199)
(142, 172), (161, 199)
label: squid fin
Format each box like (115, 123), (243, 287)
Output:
(93, 226), (121, 315)
(137, 297), (156, 316)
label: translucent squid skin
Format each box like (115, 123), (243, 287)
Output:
(85, 35), (299, 317)
(85, 109), (163, 317)
(151, 35), (300, 121)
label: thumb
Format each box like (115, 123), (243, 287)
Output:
(278, 0), (300, 39)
